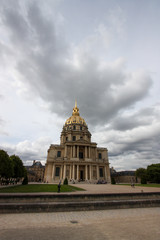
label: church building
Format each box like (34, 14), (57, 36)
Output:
(44, 102), (111, 183)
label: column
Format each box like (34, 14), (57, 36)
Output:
(51, 163), (55, 180)
(60, 165), (63, 179)
(70, 165), (72, 180)
(97, 165), (99, 180)
(63, 164), (66, 179)
(85, 165), (88, 180)
(77, 146), (79, 158)
(72, 164), (75, 180)
(89, 165), (92, 180)
(73, 145), (76, 158)
(64, 145), (67, 158)
(85, 146), (87, 159)
(89, 147), (91, 158)
(106, 164), (111, 183)
(104, 166), (107, 181)
(77, 165), (79, 180)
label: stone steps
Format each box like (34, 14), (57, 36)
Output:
(0, 199), (160, 213)
(0, 192), (160, 203)
(0, 192), (160, 213)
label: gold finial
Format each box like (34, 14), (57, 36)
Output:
(72, 100), (79, 116)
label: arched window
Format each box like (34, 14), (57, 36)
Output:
(98, 153), (102, 159)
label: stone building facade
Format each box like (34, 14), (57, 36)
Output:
(44, 102), (111, 183)
(26, 160), (45, 182)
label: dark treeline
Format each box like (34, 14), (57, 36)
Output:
(0, 149), (27, 185)
(136, 163), (160, 184)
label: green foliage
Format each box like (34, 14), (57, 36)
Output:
(111, 177), (116, 184)
(22, 176), (28, 185)
(10, 155), (24, 178)
(136, 164), (160, 184)
(135, 168), (147, 184)
(63, 177), (68, 185)
(0, 149), (25, 181)
(0, 149), (13, 178)
(141, 176), (147, 184)
(117, 184), (160, 187)
(135, 168), (146, 178)
(147, 164), (160, 183)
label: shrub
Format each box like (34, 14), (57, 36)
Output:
(22, 176), (28, 185)
(63, 178), (68, 185)
(111, 177), (116, 184)
(141, 176), (147, 184)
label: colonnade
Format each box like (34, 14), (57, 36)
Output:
(51, 163), (109, 181)
(64, 145), (92, 158)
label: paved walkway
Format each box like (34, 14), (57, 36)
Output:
(70, 183), (160, 194)
(1, 208), (160, 240)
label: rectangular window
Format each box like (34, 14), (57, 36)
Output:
(72, 136), (76, 141)
(55, 167), (60, 177)
(79, 152), (83, 159)
(98, 153), (102, 159)
(99, 168), (103, 177)
(66, 137), (68, 141)
(57, 151), (61, 157)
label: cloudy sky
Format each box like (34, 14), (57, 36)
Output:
(0, 0), (160, 170)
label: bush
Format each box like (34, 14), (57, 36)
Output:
(22, 176), (28, 185)
(141, 176), (147, 184)
(63, 178), (68, 185)
(111, 177), (116, 184)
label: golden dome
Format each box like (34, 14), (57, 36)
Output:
(65, 101), (87, 126)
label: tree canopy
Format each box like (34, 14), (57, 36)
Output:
(0, 150), (13, 178)
(0, 150), (25, 180)
(10, 155), (25, 178)
(147, 164), (160, 183)
(136, 164), (160, 184)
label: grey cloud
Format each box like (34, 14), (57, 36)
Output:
(111, 106), (156, 131)
(97, 103), (160, 170)
(0, 1), (153, 127)
(0, 94), (4, 100)
(0, 1), (158, 171)
(0, 137), (51, 165)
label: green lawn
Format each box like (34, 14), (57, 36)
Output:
(0, 184), (85, 193)
(118, 183), (160, 188)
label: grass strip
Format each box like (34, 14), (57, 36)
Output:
(0, 184), (85, 193)
(117, 184), (160, 188)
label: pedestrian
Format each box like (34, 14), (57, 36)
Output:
(57, 180), (61, 193)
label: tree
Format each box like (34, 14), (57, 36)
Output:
(22, 175), (28, 185)
(63, 178), (68, 185)
(135, 168), (147, 184)
(0, 149), (13, 179)
(10, 155), (24, 179)
(147, 164), (160, 183)
(111, 177), (116, 184)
